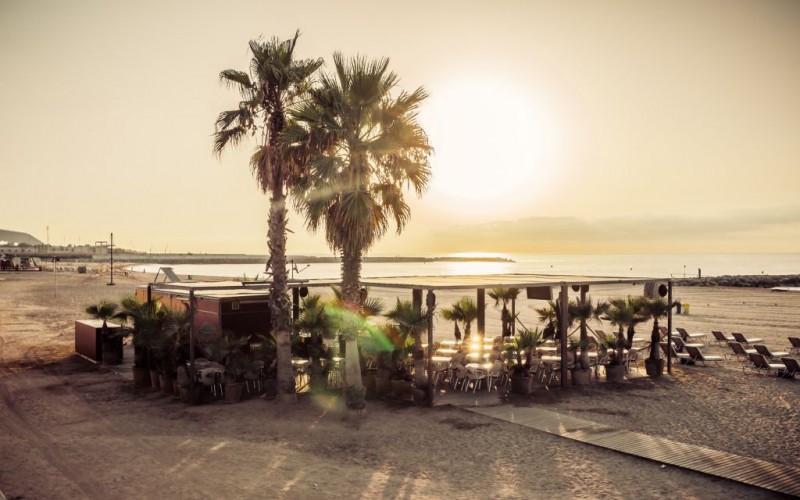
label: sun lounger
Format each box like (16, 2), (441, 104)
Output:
(711, 330), (735, 345)
(781, 357), (799, 378)
(660, 342), (691, 364)
(672, 336), (703, 353)
(727, 341), (756, 360)
(788, 337), (800, 354)
(684, 345), (724, 366)
(753, 344), (790, 360)
(677, 327), (707, 344)
(746, 352), (785, 376)
(732, 332), (763, 345)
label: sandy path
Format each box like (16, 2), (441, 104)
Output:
(0, 270), (795, 498)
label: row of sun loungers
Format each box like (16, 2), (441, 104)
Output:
(661, 330), (799, 379)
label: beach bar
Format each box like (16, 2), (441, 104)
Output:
(303, 273), (675, 406)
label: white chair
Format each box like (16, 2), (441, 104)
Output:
(197, 365), (225, 397)
(451, 364), (468, 391)
(464, 366), (487, 394)
(486, 361), (505, 391)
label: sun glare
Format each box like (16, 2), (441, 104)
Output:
(421, 78), (560, 217)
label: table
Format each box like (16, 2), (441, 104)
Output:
(431, 356), (452, 363)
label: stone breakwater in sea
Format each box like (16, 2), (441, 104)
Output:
(678, 274), (800, 288)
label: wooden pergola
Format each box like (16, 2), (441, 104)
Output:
(303, 273), (676, 406)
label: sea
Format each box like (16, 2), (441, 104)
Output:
(129, 253), (800, 281)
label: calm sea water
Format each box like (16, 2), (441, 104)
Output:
(130, 253), (800, 281)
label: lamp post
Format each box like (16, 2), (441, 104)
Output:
(107, 232), (115, 286)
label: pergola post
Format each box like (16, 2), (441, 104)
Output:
(477, 288), (485, 336)
(426, 290), (436, 407)
(559, 284), (569, 388)
(188, 289), (196, 398)
(667, 280), (673, 374)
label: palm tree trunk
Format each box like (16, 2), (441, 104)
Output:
(268, 193), (295, 402)
(616, 326), (625, 365)
(649, 320), (661, 361)
(341, 245), (365, 407)
(579, 320), (589, 370)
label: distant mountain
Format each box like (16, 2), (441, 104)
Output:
(0, 229), (44, 246)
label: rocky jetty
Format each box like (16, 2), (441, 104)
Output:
(678, 274), (800, 288)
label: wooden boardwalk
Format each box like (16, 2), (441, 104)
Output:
(468, 405), (800, 497)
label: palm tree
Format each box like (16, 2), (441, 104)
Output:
(385, 299), (429, 390)
(488, 288), (521, 337)
(457, 297), (481, 341)
(213, 32), (323, 402)
(85, 300), (125, 335)
(85, 300), (127, 363)
(440, 303), (464, 342)
(536, 300), (568, 341)
(601, 296), (646, 365)
(639, 297), (670, 364)
(568, 297), (608, 371)
(293, 294), (331, 391)
(289, 54), (432, 409)
(119, 296), (166, 370)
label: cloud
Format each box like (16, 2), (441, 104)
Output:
(415, 206), (800, 253)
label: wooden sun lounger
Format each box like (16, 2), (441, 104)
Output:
(746, 353), (785, 376)
(684, 345), (724, 366)
(732, 332), (763, 345)
(753, 344), (790, 360)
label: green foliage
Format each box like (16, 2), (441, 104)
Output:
(206, 334), (250, 381)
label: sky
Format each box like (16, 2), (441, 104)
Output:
(1, 0), (799, 256)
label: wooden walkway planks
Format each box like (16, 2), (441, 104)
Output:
(468, 406), (800, 497)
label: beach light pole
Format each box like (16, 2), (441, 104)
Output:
(107, 232), (115, 286)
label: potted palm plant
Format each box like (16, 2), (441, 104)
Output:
(84, 300), (127, 365)
(509, 327), (543, 395)
(385, 298), (429, 405)
(294, 293), (331, 393)
(206, 334), (249, 403)
(119, 296), (165, 389)
(601, 297), (645, 382)
(640, 297), (669, 378)
(568, 297), (607, 386)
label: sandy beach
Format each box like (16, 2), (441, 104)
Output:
(1, 268), (798, 499)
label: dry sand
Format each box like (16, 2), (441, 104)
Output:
(1, 268), (798, 499)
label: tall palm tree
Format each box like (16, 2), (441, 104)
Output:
(289, 54), (432, 409)
(213, 32), (323, 402)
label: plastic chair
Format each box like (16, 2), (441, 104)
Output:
(486, 361), (505, 391)
(464, 366), (487, 393)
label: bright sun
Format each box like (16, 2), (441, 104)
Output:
(420, 78), (560, 218)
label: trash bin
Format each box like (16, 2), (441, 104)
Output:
(683, 303), (690, 315)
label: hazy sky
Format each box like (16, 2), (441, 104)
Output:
(2, 0), (799, 256)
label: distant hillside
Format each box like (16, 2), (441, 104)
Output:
(0, 229), (44, 246)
